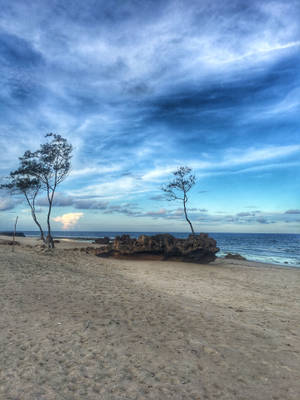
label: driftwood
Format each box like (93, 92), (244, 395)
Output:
(12, 216), (18, 252)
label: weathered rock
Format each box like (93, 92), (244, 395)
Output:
(224, 253), (247, 261)
(96, 233), (219, 264)
(94, 237), (110, 245)
(0, 239), (20, 246)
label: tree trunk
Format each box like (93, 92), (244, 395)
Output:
(46, 187), (55, 249)
(24, 193), (45, 242)
(183, 196), (195, 235)
(31, 211), (45, 242)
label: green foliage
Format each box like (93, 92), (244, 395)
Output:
(162, 166), (195, 201)
(1, 165), (44, 241)
(0, 133), (73, 248)
(19, 133), (72, 190)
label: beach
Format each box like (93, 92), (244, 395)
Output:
(0, 236), (299, 400)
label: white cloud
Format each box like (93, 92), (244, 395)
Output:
(141, 166), (178, 181)
(207, 41), (300, 66)
(69, 176), (147, 200)
(231, 161), (300, 175)
(141, 144), (300, 183)
(69, 164), (122, 178)
(53, 212), (83, 229)
(0, 197), (15, 211)
(265, 88), (300, 116)
(222, 145), (300, 166)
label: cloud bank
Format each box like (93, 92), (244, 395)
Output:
(0, 0), (299, 232)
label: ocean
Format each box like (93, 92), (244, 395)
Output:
(22, 231), (300, 268)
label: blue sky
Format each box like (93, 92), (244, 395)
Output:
(0, 0), (299, 233)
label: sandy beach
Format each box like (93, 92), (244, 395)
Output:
(0, 236), (299, 400)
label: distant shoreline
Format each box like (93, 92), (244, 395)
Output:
(1, 232), (299, 268)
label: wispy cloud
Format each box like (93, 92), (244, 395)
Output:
(214, 41), (300, 66)
(0, 197), (16, 211)
(69, 164), (123, 178)
(140, 144), (300, 183)
(223, 145), (300, 166)
(69, 176), (147, 199)
(0, 0), (299, 233)
(145, 208), (167, 217)
(141, 166), (178, 181)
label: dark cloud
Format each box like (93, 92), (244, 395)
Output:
(0, 32), (44, 68)
(256, 217), (270, 224)
(37, 195), (74, 207)
(104, 207), (139, 217)
(0, 30), (46, 107)
(236, 212), (252, 217)
(0, 0), (299, 233)
(37, 194), (108, 210)
(0, 197), (16, 211)
(285, 209), (300, 214)
(74, 200), (108, 210)
(149, 194), (166, 201)
(145, 209), (167, 217)
(122, 81), (152, 96)
(142, 52), (300, 152)
(48, 0), (169, 29)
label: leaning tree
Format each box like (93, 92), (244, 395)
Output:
(161, 166), (196, 235)
(0, 169), (45, 242)
(20, 133), (73, 248)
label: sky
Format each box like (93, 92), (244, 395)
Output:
(0, 0), (299, 233)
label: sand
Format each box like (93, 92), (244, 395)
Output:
(0, 236), (299, 400)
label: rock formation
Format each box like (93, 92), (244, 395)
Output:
(93, 237), (110, 245)
(224, 253), (247, 261)
(95, 233), (219, 264)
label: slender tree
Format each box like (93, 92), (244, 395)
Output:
(0, 170), (45, 242)
(13, 216), (18, 252)
(20, 133), (72, 248)
(161, 166), (196, 235)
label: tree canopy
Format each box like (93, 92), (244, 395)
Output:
(0, 133), (72, 248)
(161, 166), (196, 235)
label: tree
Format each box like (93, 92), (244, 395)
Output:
(0, 169), (45, 242)
(12, 216), (19, 252)
(161, 166), (196, 235)
(20, 133), (72, 248)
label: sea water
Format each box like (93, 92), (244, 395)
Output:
(23, 231), (300, 267)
